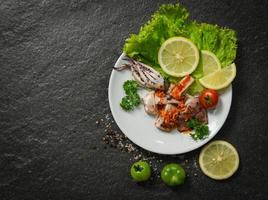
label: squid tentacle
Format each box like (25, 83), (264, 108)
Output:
(114, 56), (165, 90)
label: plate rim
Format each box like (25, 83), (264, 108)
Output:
(108, 53), (232, 155)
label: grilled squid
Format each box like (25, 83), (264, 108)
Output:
(114, 57), (165, 90)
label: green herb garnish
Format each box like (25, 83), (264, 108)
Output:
(123, 80), (139, 95)
(187, 118), (209, 140)
(187, 118), (201, 129)
(120, 80), (141, 111)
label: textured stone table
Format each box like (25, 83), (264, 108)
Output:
(0, 0), (267, 199)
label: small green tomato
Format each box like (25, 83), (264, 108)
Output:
(161, 163), (186, 186)
(130, 161), (151, 182)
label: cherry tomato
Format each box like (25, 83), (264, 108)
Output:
(199, 89), (219, 109)
(161, 163), (186, 186)
(130, 161), (151, 182)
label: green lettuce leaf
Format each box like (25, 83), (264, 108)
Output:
(123, 4), (189, 67)
(123, 3), (237, 95)
(188, 22), (237, 68)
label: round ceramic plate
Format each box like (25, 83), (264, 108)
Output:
(108, 53), (232, 155)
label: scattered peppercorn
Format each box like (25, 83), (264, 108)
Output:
(97, 113), (199, 182)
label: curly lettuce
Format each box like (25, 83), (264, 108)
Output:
(124, 4), (189, 66)
(188, 22), (237, 68)
(123, 3), (237, 94)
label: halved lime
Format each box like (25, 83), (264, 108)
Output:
(201, 50), (221, 76)
(199, 140), (239, 180)
(158, 37), (200, 77)
(199, 63), (236, 90)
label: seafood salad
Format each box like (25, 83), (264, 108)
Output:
(114, 57), (210, 140)
(113, 4), (237, 141)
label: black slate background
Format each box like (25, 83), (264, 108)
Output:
(0, 0), (267, 199)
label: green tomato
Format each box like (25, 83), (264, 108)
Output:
(161, 163), (186, 186)
(130, 161), (151, 182)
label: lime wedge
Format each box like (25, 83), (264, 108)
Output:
(201, 50), (221, 76)
(199, 63), (236, 90)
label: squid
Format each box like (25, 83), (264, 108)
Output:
(114, 57), (166, 90)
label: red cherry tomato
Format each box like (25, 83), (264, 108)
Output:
(199, 89), (219, 109)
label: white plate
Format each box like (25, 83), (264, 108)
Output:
(108, 53), (232, 155)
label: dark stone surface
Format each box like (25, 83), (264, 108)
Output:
(0, 0), (267, 199)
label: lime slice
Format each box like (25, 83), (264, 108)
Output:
(201, 50), (221, 76)
(199, 63), (236, 90)
(158, 37), (200, 77)
(199, 140), (239, 180)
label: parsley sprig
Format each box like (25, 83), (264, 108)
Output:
(120, 80), (141, 111)
(187, 118), (209, 140)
